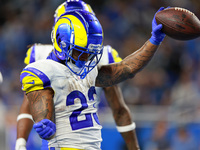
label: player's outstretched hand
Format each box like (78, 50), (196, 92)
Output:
(149, 7), (166, 45)
(33, 119), (56, 140)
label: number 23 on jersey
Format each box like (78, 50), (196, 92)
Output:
(66, 86), (100, 130)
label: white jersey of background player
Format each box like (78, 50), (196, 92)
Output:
(23, 43), (122, 149)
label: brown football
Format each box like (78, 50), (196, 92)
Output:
(155, 7), (200, 40)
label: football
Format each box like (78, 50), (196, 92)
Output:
(155, 7), (200, 40)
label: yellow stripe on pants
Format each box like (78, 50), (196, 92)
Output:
(61, 148), (83, 150)
(49, 148), (84, 150)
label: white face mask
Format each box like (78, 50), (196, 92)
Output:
(66, 53), (98, 79)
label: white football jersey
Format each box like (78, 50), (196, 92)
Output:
(20, 59), (102, 149)
(22, 44), (122, 149)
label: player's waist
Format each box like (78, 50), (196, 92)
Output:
(50, 147), (84, 150)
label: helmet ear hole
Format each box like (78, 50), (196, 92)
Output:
(56, 33), (60, 38)
(56, 33), (61, 43)
(58, 38), (61, 46)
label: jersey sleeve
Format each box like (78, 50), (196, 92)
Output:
(24, 45), (36, 65)
(20, 67), (51, 94)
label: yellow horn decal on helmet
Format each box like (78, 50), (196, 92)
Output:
(53, 17), (71, 52)
(85, 4), (95, 15)
(67, 15), (87, 47)
(55, 3), (66, 20)
(53, 14), (87, 52)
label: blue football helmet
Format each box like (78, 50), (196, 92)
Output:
(54, 0), (95, 23)
(52, 10), (103, 79)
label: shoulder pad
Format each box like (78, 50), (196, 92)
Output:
(20, 67), (51, 94)
(24, 45), (35, 65)
(24, 44), (53, 65)
(99, 45), (122, 66)
(110, 48), (122, 63)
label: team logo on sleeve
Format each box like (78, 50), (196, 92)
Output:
(26, 80), (35, 84)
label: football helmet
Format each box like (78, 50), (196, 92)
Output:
(54, 0), (95, 23)
(52, 10), (103, 79)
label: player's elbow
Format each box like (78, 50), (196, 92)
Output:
(113, 106), (131, 121)
(124, 65), (136, 79)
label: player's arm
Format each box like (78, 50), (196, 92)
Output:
(20, 66), (56, 140)
(15, 44), (36, 150)
(27, 88), (54, 122)
(26, 88), (55, 140)
(96, 7), (166, 87)
(103, 85), (140, 150)
(15, 94), (33, 150)
(96, 41), (158, 87)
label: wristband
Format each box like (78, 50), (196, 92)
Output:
(15, 138), (26, 150)
(116, 122), (136, 133)
(17, 113), (33, 122)
(149, 37), (161, 46)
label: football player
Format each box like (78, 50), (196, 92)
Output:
(19, 5), (166, 149)
(16, 1), (139, 150)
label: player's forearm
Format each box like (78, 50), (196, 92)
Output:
(17, 95), (33, 140)
(120, 131), (140, 150)
(26, 88), (56, 140)
(16, 96), (34, 150)
(26, 88), (55, 123)
(17, 118), (33, 140)
(96, 40), (159, 87)
(122, 40), (158, 76)
(103, 86), (140, 149)
(103, 86), (132, 124)
(113, 108), (140, 150)
(114, 110), (140, 150)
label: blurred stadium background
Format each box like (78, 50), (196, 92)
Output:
(1, 0), (200, 149)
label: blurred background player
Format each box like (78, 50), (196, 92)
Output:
(15, 1), (139, 150)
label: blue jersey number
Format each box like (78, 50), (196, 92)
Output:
(66, 86), (100, 130)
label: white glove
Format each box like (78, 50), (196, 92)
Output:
(15, 138), (27, 150)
